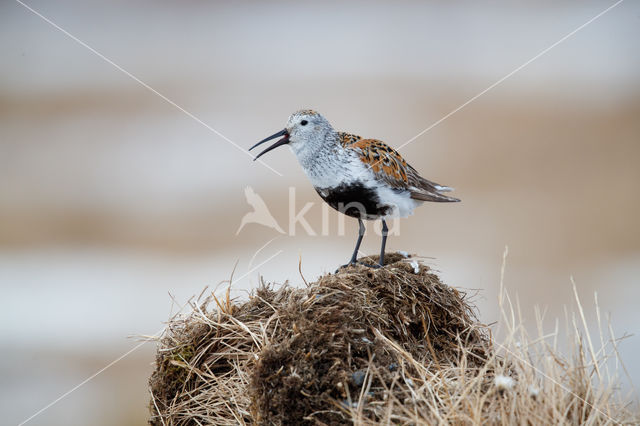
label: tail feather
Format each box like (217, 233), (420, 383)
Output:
(405, 165), (459, 202)
(410, 190), (460, 203)
(434, 184), (453, 192)
(418, 176), (453, 192)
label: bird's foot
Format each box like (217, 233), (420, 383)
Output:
(335, 261), (356, 273)
(362, 262), (382, 269)
(335, 260), (380, 273)
(335, 260), (384, 273)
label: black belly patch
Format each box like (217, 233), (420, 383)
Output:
(316, 182), (392, 219)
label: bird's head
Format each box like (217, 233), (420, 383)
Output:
(250, 109), (335, 161)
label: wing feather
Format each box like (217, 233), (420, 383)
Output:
(341, 135), (460, 203)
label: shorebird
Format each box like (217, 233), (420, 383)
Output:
(250, 109), (459, 268)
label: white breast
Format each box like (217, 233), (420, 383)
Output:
(301, 148), (371, 189)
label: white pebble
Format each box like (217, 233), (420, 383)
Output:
(494, 375), (515, 391)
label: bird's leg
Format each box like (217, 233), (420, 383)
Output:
(337, 219), (366, 271)
(378, 219), (388, 267)
(349, 218), (366, 264)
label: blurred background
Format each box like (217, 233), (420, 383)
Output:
(1, 0), (639, 424)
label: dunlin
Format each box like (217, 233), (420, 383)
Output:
(250, 109), (459, 268)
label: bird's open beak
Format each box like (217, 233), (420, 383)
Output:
(249, 129), (289, 161)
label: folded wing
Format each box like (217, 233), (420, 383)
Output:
(343, 136), (460, 203)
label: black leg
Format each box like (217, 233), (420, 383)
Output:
(379, 219), (388, 266)
(336, 219), (366, 272)
(349, 219), (366, 264)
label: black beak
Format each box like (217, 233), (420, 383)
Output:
(249, 129), (289, 161)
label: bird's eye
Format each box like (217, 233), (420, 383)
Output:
(300, 120), (308, 126)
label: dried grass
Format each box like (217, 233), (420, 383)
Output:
(148, 252), (637, 425)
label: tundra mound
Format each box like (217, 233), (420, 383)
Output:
(148, 253), (636, 425)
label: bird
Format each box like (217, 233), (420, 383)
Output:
(236, 186), (285, 235)
(249, 109), (459, 268)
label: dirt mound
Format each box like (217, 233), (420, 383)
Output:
(148, 253), (635, 425)
(148, 253), (488, 425)
(250, 253), (488, 424)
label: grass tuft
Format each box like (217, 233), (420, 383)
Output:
(148, 253), (637, 425)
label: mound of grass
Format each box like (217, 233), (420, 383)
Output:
(148, 253), (636, 425)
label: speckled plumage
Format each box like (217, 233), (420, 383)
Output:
(339, 133), (457, 203)
(250, 109), (460, 267)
